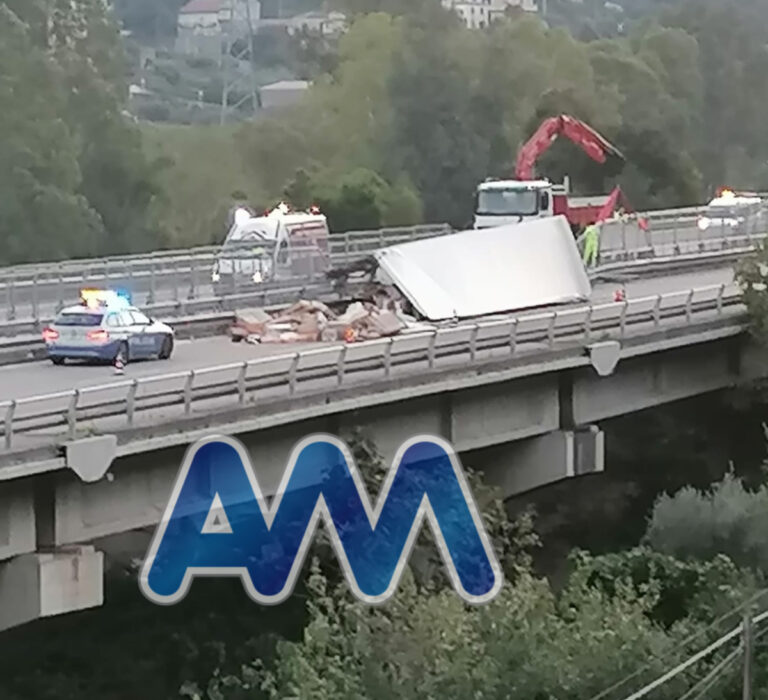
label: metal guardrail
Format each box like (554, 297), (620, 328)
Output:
(0, 225), (452, 279)
(0, 210), (762, 334)
(0, 225), (759, 362)
(0, 282), (744, 452)
(578, 204), (768, 261)
(0, 225), (453, 327)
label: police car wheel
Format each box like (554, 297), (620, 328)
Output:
(51, 357), (65, 366)
(159, 335), (173, 360)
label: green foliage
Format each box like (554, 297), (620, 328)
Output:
(196, 558), (726, 700)
(0, 0), (164, 263)
(309, 168), (423, 231)
(569, 547), (760, 628)
(645, 470), (768, 576)
(738, 243), (768, 347)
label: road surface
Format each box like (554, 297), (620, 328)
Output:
(0, 265), (735, 404)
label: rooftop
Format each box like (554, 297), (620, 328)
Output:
(260, 80), (311, 91)
(179, 0), (227, 15)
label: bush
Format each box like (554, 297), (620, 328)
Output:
(310, 168), (423, 232)
(645, 471), (768, 575)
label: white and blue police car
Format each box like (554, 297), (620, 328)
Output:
(42, 290), (175, 366)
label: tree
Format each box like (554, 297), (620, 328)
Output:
(0, 4), (103, 264)
(0, 0), (165, 262)
(645, 470), (768, 576)
(385, 5), (486, 227)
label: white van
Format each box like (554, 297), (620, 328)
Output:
(212, 203), (331, 292)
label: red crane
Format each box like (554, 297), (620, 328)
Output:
(514, 114), (625, 181)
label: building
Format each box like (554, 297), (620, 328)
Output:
(256, 10), (347, 37)
(176, 0), (261, 56)
(441, 0), (538, 29)
(259, 80), (310, 110)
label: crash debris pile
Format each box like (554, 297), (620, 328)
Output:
(230, 296), (425, 344)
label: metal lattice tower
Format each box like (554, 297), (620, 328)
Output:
(220, 0), (259, 125)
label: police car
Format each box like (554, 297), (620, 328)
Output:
(42, 290), (175, 366)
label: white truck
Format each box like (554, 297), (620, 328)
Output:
(212, 203), (330, 292)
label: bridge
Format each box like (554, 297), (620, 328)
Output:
(0, 208), (765, 632)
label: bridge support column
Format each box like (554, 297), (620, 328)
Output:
(0, 546), (103, 632)
(482, 425), (604, 498)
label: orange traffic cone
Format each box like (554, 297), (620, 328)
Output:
(614, 288), (626, 302)
(114, 355), (125, 375)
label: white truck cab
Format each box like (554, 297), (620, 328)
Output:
(697, 190), (762, 232)
(212, 203), (330, 291)
(473, 179), (558, 229)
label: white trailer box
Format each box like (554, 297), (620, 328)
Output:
(373, 215), (591, 321)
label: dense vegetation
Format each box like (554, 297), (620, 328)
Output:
(4, 425), (768, 700)
(4, 0), (768, 260)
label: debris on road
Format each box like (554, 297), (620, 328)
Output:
(231, 295), (425, 345)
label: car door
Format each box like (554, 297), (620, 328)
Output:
(104, 312), (123, 353)
(127, 309), (160, 358)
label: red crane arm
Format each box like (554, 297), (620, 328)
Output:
(514, 115), (624, 181)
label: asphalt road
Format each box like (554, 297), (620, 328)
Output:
(0, 264), (735, 405)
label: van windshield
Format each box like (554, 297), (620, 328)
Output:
(476, 189), (539, 216)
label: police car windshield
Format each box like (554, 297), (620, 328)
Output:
(55, 312), (103, 326)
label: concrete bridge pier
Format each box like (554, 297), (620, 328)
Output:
(475, 425), (604, 497)
(0, 479), (103, 632)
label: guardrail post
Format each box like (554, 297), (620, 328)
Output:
(621, 219), (628, 256)
(337, 346), (347, 386)
(696, 218), (703, 252)
(619, 301), (629, 338)
(584, 307), (593, 343)
(55, 265), (64, 314)
(288, 353), (300, 395)
(685, 289), (694, 324)
(128, 262), (135, 302)
(653, 294), (662, 329)
(67, 390), (80, 439)
(126, 379), (138, 425)
(428, 330), (437, 369)
(148, 262), (156, 305)
(509, 319), (519, 355)
(173, 261), (180, 303)
(31, 273), (39, 329)
(717, 284), (725, 316)
(6, 275), (15, 322)
(184, 371), (195, 415)
(383, 338), (393, 378)
(188, 259), (197, 301)
(672, 221), (679, 255)
(469, 325), (479, 362)
(547, 313), (557, 348)
(4, 401), (16, 450)
(238, 362), (247, 405)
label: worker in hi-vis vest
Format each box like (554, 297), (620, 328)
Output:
(582, 222), (601, 267)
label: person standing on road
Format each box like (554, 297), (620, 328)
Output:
(583, 222), (601, 267)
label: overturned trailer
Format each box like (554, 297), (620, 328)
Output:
(369, 216), (591, 322)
